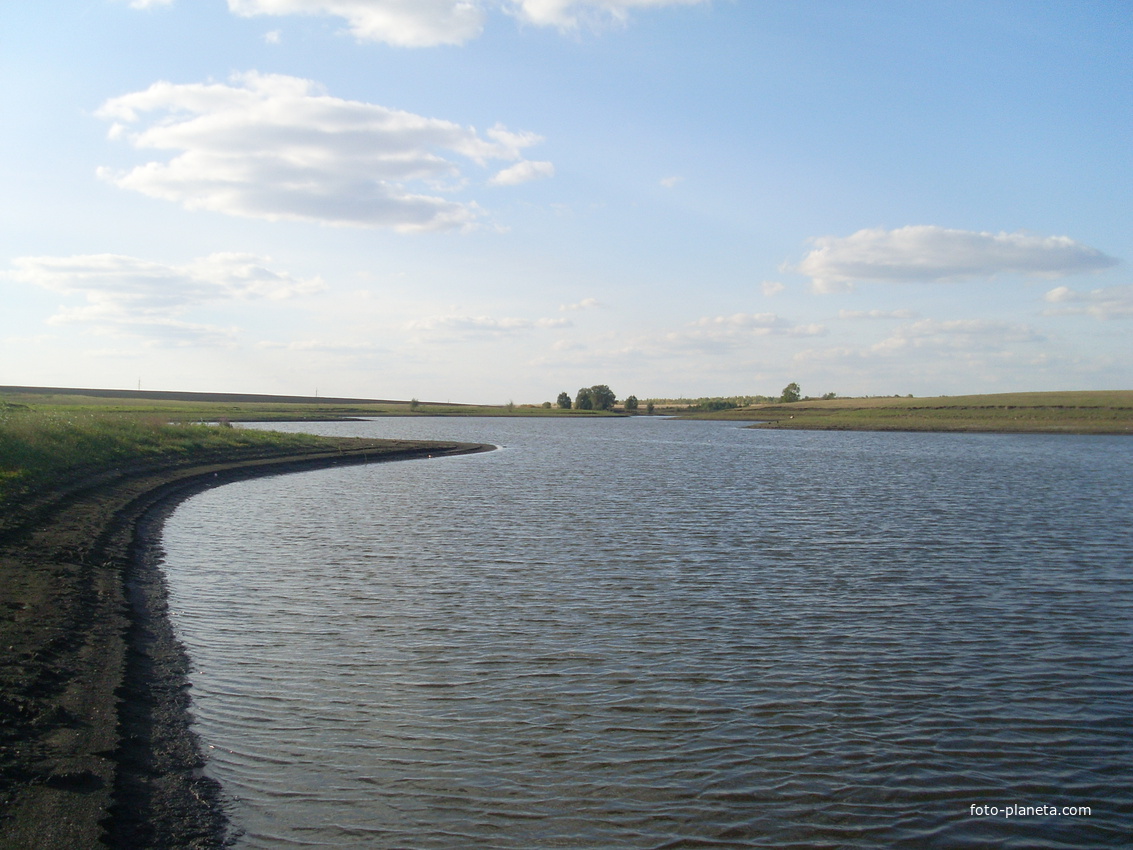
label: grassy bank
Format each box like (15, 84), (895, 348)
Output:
(0, 407), (341, 506)
(676, 390), (1133, 434)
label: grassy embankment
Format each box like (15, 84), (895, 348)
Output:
(673, 390), (1133, 434)
(0, 394), (505, 511)
(0, 406), (339, 509)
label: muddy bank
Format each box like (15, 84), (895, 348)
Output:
(0, 439), (493, 848)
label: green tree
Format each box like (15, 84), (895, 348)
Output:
(646, 401), (655, 415)
(409, 397), (420, 411)
(589, 384), (616, 411)
(575, 387), (594, 410)
(556, 391), (572, 409)
(624, 395), (639, 412)
(780, 382), (801, 403)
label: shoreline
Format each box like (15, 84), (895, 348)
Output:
(0, 439), (494, 849)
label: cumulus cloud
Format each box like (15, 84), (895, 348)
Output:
(8, 252), (323, 342)
(218, 1), (708, 45)
(227, 0), (485, 46)
(407, 314), (570, 333)
(1043, 285), (1133, 319)
(838, 308), (918, 320)
(681, 313), (826, 343)
(794, 226), (1118, 293)
(507, 0), (708, 30)
(559, 297), (600, 311)
(794, 318), (1046, 378)
(97, 71), (548, 231)
(489, 159), (555, 186)
(868, 318), (1043, 356)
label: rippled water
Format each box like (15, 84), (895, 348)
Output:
(160, 417), (1133, 848)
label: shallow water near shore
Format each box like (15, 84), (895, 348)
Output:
(159, 417), (1132, 848)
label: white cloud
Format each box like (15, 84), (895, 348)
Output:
(257, 338), (385, 353)
(660, 175), (683, 188)
(559, 297), (600, 311)
(680, 312), (826, 343)
(97, 71), (548, 231)
(407, 313), (571, 333)
(1043, 284), (1133, 319)
(216, 1), (708, 45)
(227, 0), (485, 47)
(838, 308), (918, 320)
(507, 0), (709, 30)
(489, 159), (555, 186)
(760, 280), (785, 297)
(264, 29), (282, 43)
(126, 0), (173, 8)
(8, 252), (324, 342)
(794, 225), (1118, 293)
(867, 318), (1043, 356)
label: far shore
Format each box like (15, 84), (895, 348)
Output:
(0, 437), (493, 849)
(3, 385), (1131, 433)
(670, 389), (1133, 434)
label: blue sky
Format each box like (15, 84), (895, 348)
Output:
(2, 1), (1130, 403)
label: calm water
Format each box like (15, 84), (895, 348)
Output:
(160, 417), (1133, 848)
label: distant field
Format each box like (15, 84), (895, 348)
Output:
(677, 390), (1133, 434)
(0, 386), (614, 421)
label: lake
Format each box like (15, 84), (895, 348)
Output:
(159, 417), (1132, 848)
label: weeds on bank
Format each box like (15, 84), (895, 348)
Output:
(0, 407), (330, 506)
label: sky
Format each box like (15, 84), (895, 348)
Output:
(1, 0), (1130, 404)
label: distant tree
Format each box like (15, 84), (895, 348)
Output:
(589, 384), (616, 411)
(506, 399), (515, 413)
(822, 392), (837, 400)
(575, 387), (594, 410)
(410, 398), (420, 411)
(556, 391), (572, 409)
(541, 401), (552, 409)
(624, 395), (639, 412)
(780, 382), (801, 403)
(646, 401), (655, 415)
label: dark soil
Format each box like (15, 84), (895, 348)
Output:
(0, 439), (493, 848)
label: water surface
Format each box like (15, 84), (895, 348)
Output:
(161, 417), (1133, 847)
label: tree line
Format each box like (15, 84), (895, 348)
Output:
(556, 385), (646, 413)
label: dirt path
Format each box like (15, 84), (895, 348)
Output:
(0, 439), (493, 848)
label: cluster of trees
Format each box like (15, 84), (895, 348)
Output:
(554, 385), (649, 413)
(557, 384), (616, 410)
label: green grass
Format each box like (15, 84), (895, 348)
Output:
(0, 392), (616, 421)
(0, 407), (339, 506)
(677, 390), (1133, 434)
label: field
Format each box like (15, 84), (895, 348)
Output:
(675, 390), (1133, 434)
(0, 386), (616, 422)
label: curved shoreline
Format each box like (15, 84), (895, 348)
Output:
(0, 439), (494, 849)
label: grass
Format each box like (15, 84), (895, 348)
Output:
(0, 391), (617, 421)
(0, 407), (345, 507)
(675, 390), (1133, 434)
